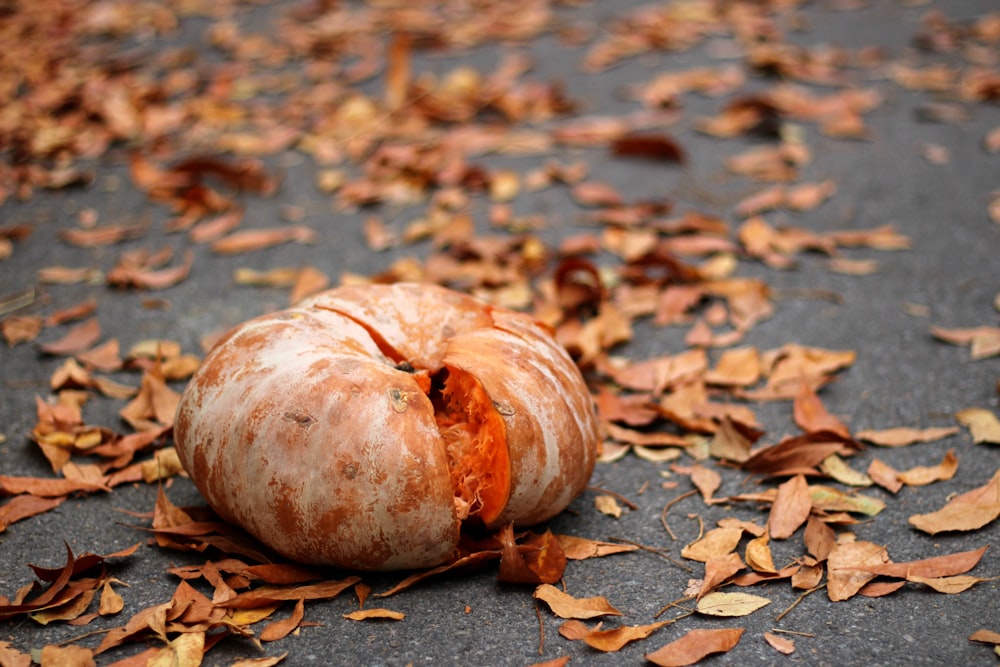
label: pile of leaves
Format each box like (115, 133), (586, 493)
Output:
(1, 0), (999, 665)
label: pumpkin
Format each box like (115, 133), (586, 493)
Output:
(174, 282), (599, 570)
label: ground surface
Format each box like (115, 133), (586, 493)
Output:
(1, 1), (999, 666)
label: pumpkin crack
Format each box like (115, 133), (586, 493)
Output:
(313, 304), (407, 366)
(428, 366), (511, 527)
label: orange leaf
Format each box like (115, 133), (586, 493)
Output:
(260, 599), (305, 641)
(646, 627), (745, 666)
(38, 318), (101, 356)
(554, 535), (639, 560)
(896, 449), (958, 486)
(764, 631), (796, 655)
(681, 527), (743, 562)
(768, 474), (811, 540)
(745, 533), (777, 574)
(827, 539), (889, 601)
(533, 584), (623, 620)
(793, 381), (850, 438)
(582, 620), (673, 652)
(856, 426), (959, 447)
(909, 468), (1000, 534)
(343, 608), (405, 621)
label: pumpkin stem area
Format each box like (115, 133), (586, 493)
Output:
(428, 366), (511, 527)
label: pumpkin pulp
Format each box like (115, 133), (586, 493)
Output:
(429, 366), (511, 527)
(313, 303), (512, 527)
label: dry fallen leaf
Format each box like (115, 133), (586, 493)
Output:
(909, 468), (1000, 534)
(827, 539), (890, 601)
(343, 608), (405, 622)
(956, 408), (1000, 444)
(856, 426), (960, 447)
(696, 591), (771, 617)
(646, 628), (745, 667)
(533, 584), (623, 620)
(768, 475), (812, 540)
(764, 631), (796, 655)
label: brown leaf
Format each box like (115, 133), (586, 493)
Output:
(745, 533), (777, 574)
(908, 574), (993, 594)
(698, 553), (745, 599)
(689, 464), (721, 504)
(930, 325), (1000, 359)
(764, 631), (796, 655)
(0, 495), (67, 531)
(533, 584), (623, 620)
(856, 426), (959, 447)
(59, 223), (147, 248)
(867, 458), (904, 494)
(188, 209), (245, 244)
(210, 226), (316, 254)
(827, 539), (889, 601)
(38, 318), (101, 356)
(1, 315), (43, 346)
(99, 579), (125, 616)
(611, 133), (685, 163)
(970, 629), (1000, 645)
(220, 578), (361, 610)
(768, 474), (812, 540)
(703, 346), (761, 387)
(555, 535), (639, 560)
(260, 598), (305, 640)
(581, 620), (673, 652)
(646, 628), (745, 666)
(862, 546), (990, 580)
(681, 527), (743, 562)
(743, 431), (857, 476)
(793, 381), (850, 439)
(896, 449), (958, 486)
(39, 645), (96, 667)
(497, 526), (567, 585)
(909, 468), (1000, 534)
(0, 641), (31, 667)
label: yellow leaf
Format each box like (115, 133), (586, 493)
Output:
(908, 574), (994, 594)
(696, 591), (771, 617)
(957, 408), (1000, 444)
(147, 632), (205, 667)
(594, 495), (623, 518)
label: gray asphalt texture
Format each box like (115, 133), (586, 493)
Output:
(2, 1), (999, 666)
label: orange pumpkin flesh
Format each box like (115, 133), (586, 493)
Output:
(432, 365), (511, 526)
(174, 283), (598, 570)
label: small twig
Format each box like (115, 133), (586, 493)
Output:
(0, 287), (35, 317)
(775, 583), (826, 623)
(769, 628), (817, 638)
(659, 490), (697, 540)
(587, 485), (639, 511)
(534, 604), (545, 655)
(53, 627), (115, 647)
(607, 536), (694, 573)
(654, 597), (695, 619)
(770, 287), (844, 304)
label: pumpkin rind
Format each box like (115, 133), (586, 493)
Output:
(174, 282), (599, 570)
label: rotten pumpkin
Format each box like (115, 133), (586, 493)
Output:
(174, 283), (599, 570)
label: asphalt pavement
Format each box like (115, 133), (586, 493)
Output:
(1, 1), (999, 665)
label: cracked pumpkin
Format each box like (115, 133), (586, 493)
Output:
(174, 283), (599, 570)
